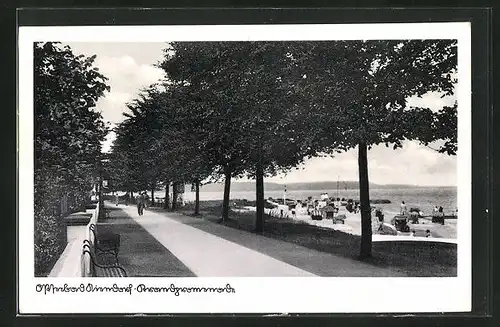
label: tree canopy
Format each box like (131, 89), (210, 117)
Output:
(34, 42), (110, 275)
(290, 40), (457, 256)
(35, 41), (110, 209)
(110, 39), (457, 254)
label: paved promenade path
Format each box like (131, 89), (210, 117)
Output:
(103, 202), (405, 277)
(115, 203), (315, 277)
(98, 206), (195, 277)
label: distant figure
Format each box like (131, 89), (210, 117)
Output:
(425, 229), (431, 238)
(400, 201), (407, 215)
(136, 193), (145, 216)
(115, 194), (119, 206)
(433, 206), (439, 216)
(410, 230), (415, 237)
(376, 210), (385, 232)
(291, 207), (296, 218)
(135, 194), (141, 215)
(438, 206), (444, 216)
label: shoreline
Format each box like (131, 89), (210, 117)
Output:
(232, 202), (457, 240)
(182, 188), (457, 216)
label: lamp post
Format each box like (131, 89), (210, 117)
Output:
(98, 154), (110, 216)
(98, 158), (104, 213)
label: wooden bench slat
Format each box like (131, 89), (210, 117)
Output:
(83, 241), (119, 265)
(82, 243), (127, 277)
(95, 266), (126, 277)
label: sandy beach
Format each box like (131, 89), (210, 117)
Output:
(234, 204), (457, 241)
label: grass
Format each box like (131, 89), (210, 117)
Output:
(99, 207), (195, 277)
(180, 201), (457, 277)
(260, 218), (457, 276)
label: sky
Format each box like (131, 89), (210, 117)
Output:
(64, 42), (457, 187)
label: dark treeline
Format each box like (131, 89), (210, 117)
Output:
(109, 40), (457, 258)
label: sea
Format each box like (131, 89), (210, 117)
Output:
(181, 187), (457, 217)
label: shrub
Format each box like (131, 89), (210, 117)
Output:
(34, 210), (67, 276)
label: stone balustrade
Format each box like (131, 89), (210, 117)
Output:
(48, 201), (100, 277)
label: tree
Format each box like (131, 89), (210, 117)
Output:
(158, 43), (257, 221)
(111, 82), (215, 213)
(34, 42), (109, 275)
(148, 40), (457, 251)
(210, 42), (324, 232)
(35, 42), (109, 173)
(110, 85), (172, 200)
(293, 40), (457, 257)
(159, 42), (327, 230)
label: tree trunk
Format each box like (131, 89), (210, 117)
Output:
(151, 188), (155, 206)
(164, 181), (170, 210)
(194, 180), (200, 215)
(172, 182), (178, 211)
(222, 168), (232, 222)
(255, 154), (265, 234)
(358, 141), (372, 258)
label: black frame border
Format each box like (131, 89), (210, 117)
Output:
(5, 6), (494, 327)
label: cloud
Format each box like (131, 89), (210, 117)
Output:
(68, 43), (457, 186)
(101, 130), (116, 153)
(93, 54), (164, 124)
(265, 141), (456, 186)
(406, 92), (456, 112)
(267, 155), (360, 184)
(95, 92), (134, 122)
(365, 141), (456, 186)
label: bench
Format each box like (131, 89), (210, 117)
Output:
(88, 223), (120, 254)
(83, 243), (119, 266)
(82, 243), (127, 277)
(332, 213), (346, 224)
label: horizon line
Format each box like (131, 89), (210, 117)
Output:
(211, 180), (457, 188)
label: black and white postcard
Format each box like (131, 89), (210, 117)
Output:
(18, 22), (471, 313)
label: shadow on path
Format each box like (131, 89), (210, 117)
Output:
(97, 205), (195, 277)
(147, 208), (405, 277)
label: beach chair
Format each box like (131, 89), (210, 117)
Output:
(410, 212), (419, 224)
(333, 214), (346, 224)
(311, 209), (323, 220)
(393, 215), (410, 232)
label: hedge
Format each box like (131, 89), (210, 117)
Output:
(34, 167), (91, 276)
(34, 210), (67, 276)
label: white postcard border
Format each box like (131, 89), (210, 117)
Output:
(18, 22), (471, 314)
